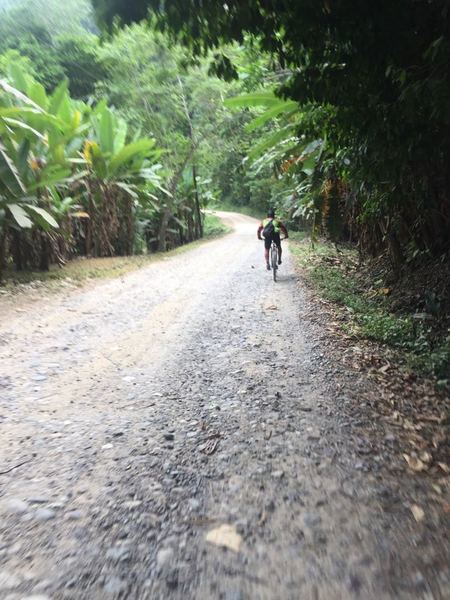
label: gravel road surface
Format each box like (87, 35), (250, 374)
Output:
(0, 212), (448, 599)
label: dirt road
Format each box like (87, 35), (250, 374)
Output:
(0, 212), (448, 599)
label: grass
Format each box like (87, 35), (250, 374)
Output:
(0, 213), (231, 290)
(203, 212), (232, 237)
(290, 236), (450, 385)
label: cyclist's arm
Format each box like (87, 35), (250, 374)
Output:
(257, 223), (264, 239)
(280, 222), (288, 238)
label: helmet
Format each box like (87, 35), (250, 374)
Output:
(267, 208), (275, 218)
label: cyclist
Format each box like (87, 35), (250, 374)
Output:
(257, 208), (288, 270)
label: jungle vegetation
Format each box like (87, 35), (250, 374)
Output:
(0, 0), (448, 378)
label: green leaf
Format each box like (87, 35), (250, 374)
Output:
(114, 117), (127, 154)
(26, 205), (59, 228)
(0, 79), (43, 112)
(7, 63), (30, 93)
(99, 107), (115, 154)
(0, 140), (26, 196)
(109, 139), (156, 176)
(2, 117), (47, 140)
(28, 82), (49, 110)
(17, 139), (30, 173)
(245, 102), (298, 132)
(0, 107), (43, 120)
(248, 125), (298, 161)
(7, 203), (32, 228)
(301, 155), (317, 175)
(115, 181), (138, 199)
(49, 80), (69, 116)
(27, 167), (71, 191)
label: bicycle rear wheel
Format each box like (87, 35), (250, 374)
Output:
(271, 244), (278, 282)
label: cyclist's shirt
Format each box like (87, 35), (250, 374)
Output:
(257, 218), (288, 239)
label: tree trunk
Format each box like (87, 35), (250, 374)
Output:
(86, 194), (94, 256)
(192, 163), (203, 239)
(39, 232), (50, 271)
(0, 225), (7, 283)
(12, 229), (24, 271)
(157, 207), (171, 252)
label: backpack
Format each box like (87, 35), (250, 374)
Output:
(263, 218), (275, 238)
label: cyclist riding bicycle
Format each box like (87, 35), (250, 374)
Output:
(257, 208), (288, 270)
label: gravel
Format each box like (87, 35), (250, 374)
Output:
(0, 212), (448, 599)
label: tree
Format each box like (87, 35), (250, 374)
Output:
(56, 34), (106, 99)
(96, 24), (241, 250)
(0, 62), (165, 275)
(93, 0), (450, 265)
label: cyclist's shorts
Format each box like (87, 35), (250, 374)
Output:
(264, 232), (281, 250)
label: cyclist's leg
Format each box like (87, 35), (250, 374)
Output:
(264, 237), (271, 268)
(274, 233), (282, 264)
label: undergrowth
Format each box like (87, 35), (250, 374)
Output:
(1, 213), (229, 290)
(290, 235), (450, 386)
(203, 213), (232, 237)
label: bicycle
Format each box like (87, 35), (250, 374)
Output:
(265, 235), (286, 282)
(270, 239), (279, 282)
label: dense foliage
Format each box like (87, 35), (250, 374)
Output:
(0, 0), (298, 278)
(0, 1), (288, 277)
(94, 0), (450, 269)
(0, 66), (164, 274)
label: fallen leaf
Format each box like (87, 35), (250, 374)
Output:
(437, 462), (450, 474)
(410, 504), (425, 522)
(419, 451), (432, 464)
(206, 524), (242, 553)
(403, 454), (427, 472)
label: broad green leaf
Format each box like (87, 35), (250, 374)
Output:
(248, 125), (298, 161)
(114, 117), (127, 154)
(26, 205), (59, 228)
(17, 139), (31, 173)
(0, 140), (26, 195)
(116, 181), (138, 198)
(51, 143), (66, 164)
(245, 102), (298, 132)
(99, 107), (115, 154)
(7, 203), (32, 228)
(0, 79), (43, 112)
(86, 141), (108, 179)
(0, 107), (43, 120)
(56, 92), (73, 125)
(301, 155), (317, 175)
(49, 80), (69, 116)
(2, 117), (46, 140)
(27, 167), (71, 191)
(28, 82), (48, 110)
(7, 63), (30, 94)
(109, 139), (156, 176)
